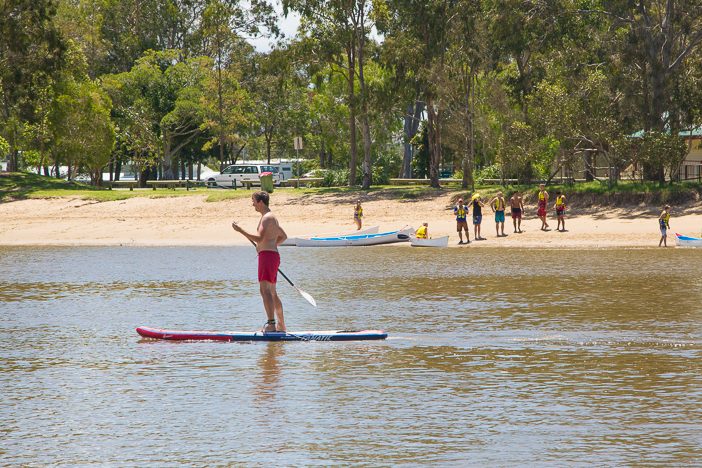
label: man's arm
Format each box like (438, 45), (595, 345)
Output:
(276, 226), (288, 246)
(232, 221), (263, 243)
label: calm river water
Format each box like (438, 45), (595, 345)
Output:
(1, 245), (700, 466)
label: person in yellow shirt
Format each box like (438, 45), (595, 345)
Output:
(658, 204), (671, 247)
(415, 222), (429, 239)
(554, 191), (567, 232)
(354, 200), (363, 230)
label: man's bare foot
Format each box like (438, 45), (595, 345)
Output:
(261, 320), (276, 332)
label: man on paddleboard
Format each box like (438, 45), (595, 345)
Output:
(232, 191), (288, 332)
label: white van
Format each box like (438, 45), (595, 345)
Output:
(206, 164), (283, 188)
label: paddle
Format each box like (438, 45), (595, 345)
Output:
(247, 239), (317, 308)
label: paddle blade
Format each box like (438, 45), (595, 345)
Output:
(296, 287), (317, 308)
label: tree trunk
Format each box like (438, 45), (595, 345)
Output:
(319, 139), (326, 169)
(583, 150), (594, 181)
(162, 134), (176, 180)
(462, 67), (475, 190)
(115, 158), (122, 181)
(426, 96), (441, 188)
(347, 48), (358, 186)
(402, 100), (424, 178)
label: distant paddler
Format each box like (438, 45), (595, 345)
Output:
(232, 191), (288, 332)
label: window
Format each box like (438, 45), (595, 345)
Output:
(233, 166), (246, 174)
(222, 166), (235, 174)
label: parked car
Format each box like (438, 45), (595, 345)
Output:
(205, 164), (283, 188)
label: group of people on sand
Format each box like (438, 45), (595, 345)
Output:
(450, 184), (567, 244)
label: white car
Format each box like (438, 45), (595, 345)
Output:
(205, 164), (283, 188)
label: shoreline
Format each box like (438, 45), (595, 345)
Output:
(0, 193), (700, 248)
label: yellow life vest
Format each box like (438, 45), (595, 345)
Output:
(556, 195), (565, 207)
(415, 226), (428, 239)
(354, 206), (363, 218)
(539, 191), (547, 201)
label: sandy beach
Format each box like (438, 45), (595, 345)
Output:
(1, 190), (700, 248)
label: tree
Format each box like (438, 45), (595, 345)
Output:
(51, 80), (115, 183)
(381, 0), (457, 188)
(0, 0), (65, 172)
(284, 0), (376, 187)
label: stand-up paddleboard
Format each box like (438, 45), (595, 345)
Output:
(136, 326), (388, 342)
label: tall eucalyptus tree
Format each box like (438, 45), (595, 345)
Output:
(283, 0), (375, 187)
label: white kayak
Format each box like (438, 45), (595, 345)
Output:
(281, 226), (380, 246)
(675, 233), (702, 247)
(296, 227), (413, 247)
(411, 236), (449, 248)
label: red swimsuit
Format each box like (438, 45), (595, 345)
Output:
(258, 250), (280, 283)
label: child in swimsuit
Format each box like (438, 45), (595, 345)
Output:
(354, 201), (363, 230)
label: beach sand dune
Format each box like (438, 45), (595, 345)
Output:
(0, 192), (700, 247)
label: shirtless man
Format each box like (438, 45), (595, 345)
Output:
(509, 191), (525, 233)
(232, 191), (288, 332)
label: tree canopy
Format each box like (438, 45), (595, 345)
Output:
(1, 0), (701, 186)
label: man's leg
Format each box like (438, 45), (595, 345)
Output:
(272, 289), (286, 331)
(260, 281), (277, 331)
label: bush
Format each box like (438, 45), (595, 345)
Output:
(323, 169), (350, 187)
(475, 164), (501, 183)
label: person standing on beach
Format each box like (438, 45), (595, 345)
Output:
(454, 197), (470, 244)
(489, 191), (507, 237)
(472, 194), (486, 240)
(232, 191), (288, 332)
(354, 200), (363, 230)
(658, 204), (671, 247)
(537, 183), (550, 231)
(510, 191), (525, 233)
(554, 191), (567, 232)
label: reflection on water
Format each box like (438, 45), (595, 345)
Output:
(0, 246), (700, 465)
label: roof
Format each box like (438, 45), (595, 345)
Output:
(630, 126), (702, 138)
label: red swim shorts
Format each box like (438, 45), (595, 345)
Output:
(258, 250), (280, 283)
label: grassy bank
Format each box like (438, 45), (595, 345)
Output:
(2, 172), (701, 207)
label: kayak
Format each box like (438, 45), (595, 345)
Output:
(281, 225), (380, 246)
(411, 236), (449, 248)
(675, 233), (702, 247)
(295, 227), (413, 247)
(136, 326), (388, 342)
